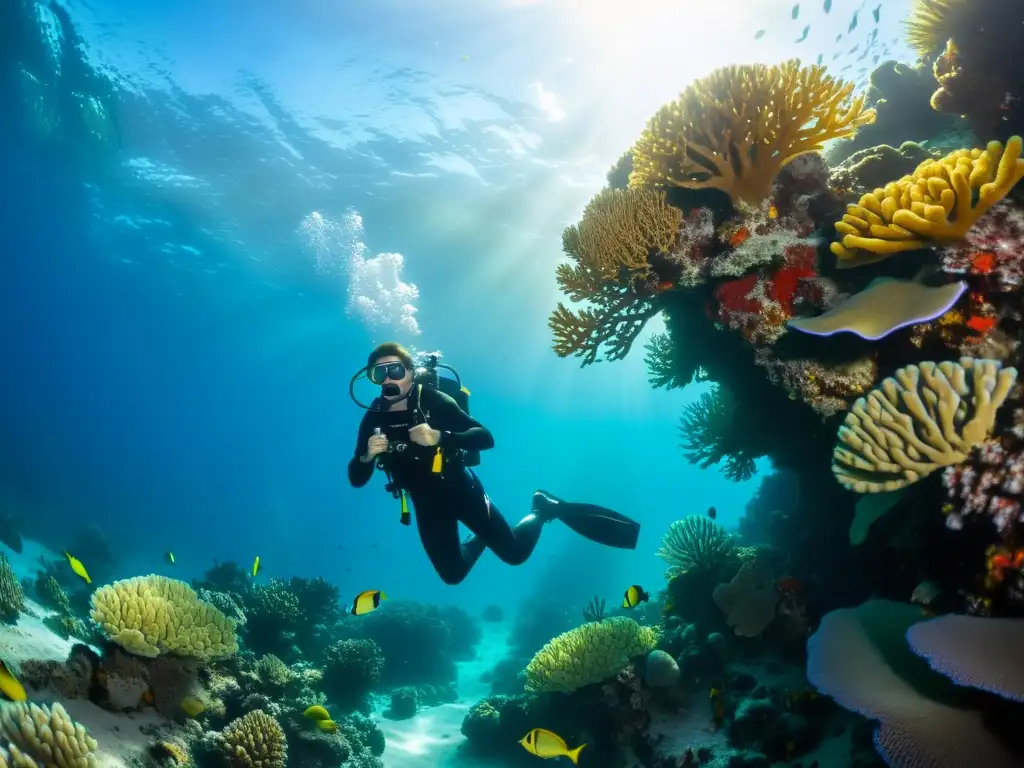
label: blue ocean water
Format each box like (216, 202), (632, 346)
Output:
(0, 0), (913, 618)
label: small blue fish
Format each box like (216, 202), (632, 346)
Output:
(791, 4), (800, 19)
(872, 4), (880, 23)
(823, 0), (832, 12)
(754, 29), (766, 40)
(835, 33), (843, 42)
(795, 25), (810, 43)
(817, 53), (824, 65)
(848, 11), (859, 32)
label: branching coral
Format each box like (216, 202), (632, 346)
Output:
(523, 617), (658, 693)
(220, 710), (287, 768)
(628, 60), (875, 205)
(832, 358), (1018, 492)
(643, 333), (707, 390)
(0, 701), (100, 767)
(831, 136), (1024, 265)
(90, 575), (238, 660)
(678, 386), (761, 482)
(656, 516), (735, 578)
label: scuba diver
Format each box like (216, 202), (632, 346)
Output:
(348, 342), (641, 585)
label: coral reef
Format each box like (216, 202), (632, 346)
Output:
(219, 709), (287, 768)
(0, 554), (24, 623)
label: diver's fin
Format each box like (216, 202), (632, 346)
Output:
(532, 490), (640, 550)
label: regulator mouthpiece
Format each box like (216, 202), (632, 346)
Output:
(381, 383), (400, 397)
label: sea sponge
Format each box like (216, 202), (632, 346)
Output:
(0, 701), (100, 767)
(0, 555), (24, 623)
(831, 136), (1024, 265)
(807, 600), (1018, 767)
(713, 560), (780, 638)
(220, 710), (286, 768)
(524, 616), (658, 694)
(90, 575), (238, 661)
(656, 516), (735, 577)
(832, 358), (1018, 493)
(629, 59), (875, 205)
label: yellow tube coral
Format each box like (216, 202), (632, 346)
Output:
(90, 575), (239, 661)
(832, 358), (1018, 493)
(524, 616), (658, 693)
(0, 701), (100, 767)
(628, 60), (875, 205)
(832, 136), (1024, 266)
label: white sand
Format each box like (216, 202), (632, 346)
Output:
(375, 622), (509, 767)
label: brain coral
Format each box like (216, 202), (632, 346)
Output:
(220, 710), (287, 768)
(524, 616), (658, 693)
(90, 575), (238, 661)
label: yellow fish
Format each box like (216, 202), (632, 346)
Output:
(0, 659), (27, 701)
(180, 697), (206, 717)
(315, 720), (338, 733)
(164, 552), (175, 565)
(303, 705), (331, 721)
(621, 585), (649, 609)
(63, 551), (91, 584)
(252, 556), (261, 578)
(350, 590), (386, 616)
(519, 728), (585, 764)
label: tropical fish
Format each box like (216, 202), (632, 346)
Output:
(251, 555), (261, 578)
(180, 697), (206, 717)
(768, 205), (778, 220)
(791, 4), (799, 19)
(795, 25), (810, 43)
(622, 585), (649, 609)
(754, 29), (766, 40)
(304, 705), (331, 721)
(710, 687), (725, 729)
(707, 506), (717, 520)
(164, 552), (175, 565)
(0, 660), (26, 701)
(64, 551), (91, 584)
(848, 10), (859, 32)
(316, 720), (338, 733)
(350, 590), (387, 616)
(518, 728), (586, 764)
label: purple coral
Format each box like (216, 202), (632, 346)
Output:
(806, 600), (1019, 767)
(906, 615), (1024, 702)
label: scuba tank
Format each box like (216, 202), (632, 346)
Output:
(411, 355), (479, 467)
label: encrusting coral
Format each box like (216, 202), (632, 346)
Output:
(219, 709), (287, 768)
(90, 575), (238, 661)
(0, 701), (99, 767)
(832, 358), (1018, 493)
(831, 136), (1024, 265)
(628, 59), (875, 205)
(524, 617), (658, 694)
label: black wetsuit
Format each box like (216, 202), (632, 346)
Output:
(347, 386), (544, 585)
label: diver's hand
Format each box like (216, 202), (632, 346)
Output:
(409, 423), (441, 447)
(363, 434), (389, 461)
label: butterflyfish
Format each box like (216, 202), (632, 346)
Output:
(64, 551), (91, 584)
(519, 728), (586, 764)
(164, 552), (175, 565)
(622, 585), (649, 609)
(350, 590), (387, 616)
(0, 659), (27, 701)
(315, 720), (338, 733)
(303, 705), (331, 721)
(180, 697), (206, 717)
(252, 556), (261, 578)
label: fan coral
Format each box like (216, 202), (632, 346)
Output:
(942, 437), (1024, 535)
(678, 386), (762, 481)
(220, 710), (287, 768)
(0, 701), (100, 767)
(643, 333), (708, 391)
(629, 60), (875, 205)
(713, 559), (780, 638)
(0, 554), (24, 623)
(831, 136), (1024, 265)
(832, 358), (1018, 492)
(524, 617), (658, 694)
(656, 516), (735, 577)
(90, 575), (239, 660)
(806, 600), (1018, 768)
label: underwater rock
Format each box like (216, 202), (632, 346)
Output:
(481, 604), (504, 622)
(384, 687), (418, 720)
(643, 650), (680, 688)
(828, 141), (937, 194)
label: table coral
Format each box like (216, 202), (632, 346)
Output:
(832, 358), (1018, 492)
(628, 60), (875, 205)
(832, 136), (1024, 265)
